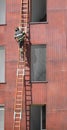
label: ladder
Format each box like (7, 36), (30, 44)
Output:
(25, 67), (32, 130)
(20, 0), (32, 130)
(20, 0), (29, 32)
(13, 46), (26, 130)
(13, 0), (32, 130)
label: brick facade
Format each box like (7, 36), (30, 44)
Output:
(0, 0), (67, 130)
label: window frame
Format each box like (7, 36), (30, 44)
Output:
(30, 105), (46, 130)
(0, 46), (6, 83)
(31, 44), (47, 83)
(30, 0), (47, 24)
(0, 105), (5, 130)
(0, 0), (6, 25)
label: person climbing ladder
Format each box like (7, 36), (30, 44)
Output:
(14, 27), (26, 58)
(14, 27), (26, 47)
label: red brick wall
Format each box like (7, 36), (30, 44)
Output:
(0, 0), (67, 130)
(30, 0), (67, 130)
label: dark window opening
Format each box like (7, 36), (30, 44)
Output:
(42, 106), (46, 129)
(30, 105), (46, 130)
(31, 45), (46, 82)
(31, 0), (47, 22)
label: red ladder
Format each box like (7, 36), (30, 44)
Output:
(20, 0), (32, 129)
(13, 47), (26, 130)
(13, 0), (32, 129)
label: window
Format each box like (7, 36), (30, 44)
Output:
(41, 106), (46, 130)
(0, 0), (6, 25)
(0, 46), (5, 83)
(0, 106), (4, 130)
(31, 45), (46, 82)
(30, 105), (46, 130)
(31, 0), (47, 22)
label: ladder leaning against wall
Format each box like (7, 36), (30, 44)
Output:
(13, 0), (32, 130)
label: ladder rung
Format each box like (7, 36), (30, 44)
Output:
(26, 114), (30, 116)
(26, 98), (32, 102)
(26, 80), (30, 82)
(15, 108), (22, 110)
(26, 101), (32, 103)
(17, 95), (22, 97)
(21, 14), (27, 15)
(17, 89), (22, 91)
(16, 99), (22, 101)
(15, 112), (21, 114)
(21, 7), (28, 9)
(17, 92), (22, 94)
(22, 2), (28, 4)
(25, 90), (31, 91)
(17, 77), (23, 79)
(26, 95), (31, 96)
(17, 69), (24, 72)
(16, 97), (22, 99)
(17, 83), (23, 86)
(26, 100), (32, 102)
(16, 105), (22, 107)
(16, 101), (22, 103)
(25, 84), (30, 86)
(18, 74), (23, 76)
(26, 125), (30, 128)
(18, 64), (24, 66)
(22, 10), (28, 12)
(17, 82), (23, 83)
(15, 120), (20, 123)
(21, 18), (28, 20)
(26, 104), (30, 107)
(26, 119), (30, 121)
(16, 104), (22, 105)
(26, 110), (30, 111)
(17, 91), (22, 93)
(17, 87), (22, 89)
(16, 103), (22, 106)
(14, 125), (20, 127)
(19, 60), (24, 63)
(22, 21), (27, 24)
(16, 93), (22, 98)
(15, 117), (20, 119)
(16, 98), (22, 100)
(22, 7), (27, 9)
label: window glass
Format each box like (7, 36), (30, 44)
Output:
(42, 106), (46, 129)
(0, 106), (4, 130)
(31, 0), (47, 22)
(0, 0), (6, 25)
(30, 105), (46, 130)
(0, 46), (5, 83)
(31, 45), (46, 82)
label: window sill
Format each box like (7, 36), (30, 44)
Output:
(0, 82), (6, 84)
(31, 81), (48, 83)
(0, 24), (7, 26)
(30, 21), (48, 25)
